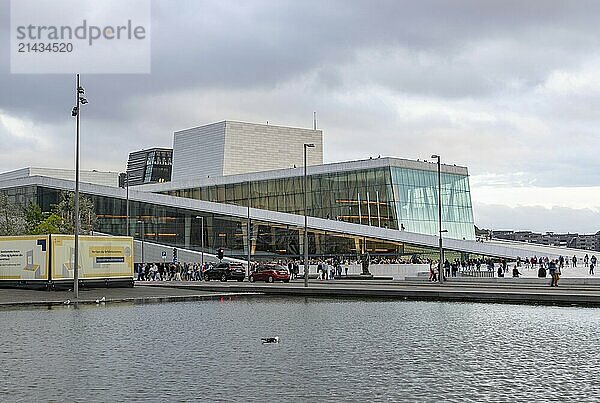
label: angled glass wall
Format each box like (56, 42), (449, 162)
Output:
(390, 167), (475, 240)
(161, 165), (475, 240)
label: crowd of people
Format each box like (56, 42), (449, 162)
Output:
(428, 258), (501, 281)
(136, 254), (431, 282)
(426, 254), (599, 285)
(136, 262), (208, 281)
(515, 254), (598, 275)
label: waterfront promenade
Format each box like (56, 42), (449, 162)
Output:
(4, 277), (600, 307)
(135, 278), (600, 306)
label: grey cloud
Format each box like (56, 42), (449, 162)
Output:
(3, 0), (600, 121)
(0, 0), (600, 192)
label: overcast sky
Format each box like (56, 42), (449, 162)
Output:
(1, 0), (600, 233)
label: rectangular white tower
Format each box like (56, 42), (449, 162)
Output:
(171, 121), (323, 180)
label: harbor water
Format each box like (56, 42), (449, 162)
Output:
(1, 297), (599, 402)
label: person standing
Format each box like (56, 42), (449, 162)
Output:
(572, 255), (577, 268)
(584, 254), (589, 268)
(548, 261), (557, 287)
(444, 259), (451, 278)
(430, 263), (437, 281)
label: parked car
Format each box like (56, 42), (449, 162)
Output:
(249, 264), (290, 283)
(204, 262), (245, 282)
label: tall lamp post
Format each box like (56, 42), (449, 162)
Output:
(303, 143), (315, 287)
(137, 220), (145, 263)
(70, 74), (88, 299)
(125, 171), (130, 236)
(195, 216), (205, 267)
(431, 155), (445, 284)
(246, 181), (251, 277)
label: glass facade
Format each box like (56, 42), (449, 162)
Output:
(161, 165), (475, 240)
(391, 167), (475, 240)
(1, 185), (474, 261)
(164, 168), (396, 228)
(143, 149), (172, 184)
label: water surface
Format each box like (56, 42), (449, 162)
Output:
(1, 297), (598, 402)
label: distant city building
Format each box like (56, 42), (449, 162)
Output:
(125, 148), (172, 186)
(492, 230), (600, 251)
(171, 121), (323, 180)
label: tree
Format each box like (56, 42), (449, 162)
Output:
(23, 202), (44, 234)
(31, 213), (63, 235)
(0, 194), (26, 235)
(52, 192), (97, 235)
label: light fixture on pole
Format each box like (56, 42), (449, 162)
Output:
(71, 74), (88, 300)
(431, 154), (445, 284)
(195, 216), (204, 267)
(303, 143), (315, 287)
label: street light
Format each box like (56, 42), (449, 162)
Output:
(431, 154), (445, 284)
(71, 73), (88, 300)
(125, 171), (129, 236)
(304, 143), (315, 287)
(137, 220), (145, 263)
(246, 181), (251, 277)
(195, 216), (205, 267)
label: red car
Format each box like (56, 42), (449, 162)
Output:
(249, 264), (290, 283)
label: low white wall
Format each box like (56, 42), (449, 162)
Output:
(343, 263), (429, 280)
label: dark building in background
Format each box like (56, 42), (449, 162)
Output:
(492, 230), (600, 251)
(125, 148), (172, 186)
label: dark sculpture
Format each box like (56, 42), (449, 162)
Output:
(361, 252), (371, 275)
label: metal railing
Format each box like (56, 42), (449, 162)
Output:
(459, 270), (495, 278)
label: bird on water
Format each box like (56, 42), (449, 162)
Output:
(261, 336), (279, 344)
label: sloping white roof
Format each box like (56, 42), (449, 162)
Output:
(136, 156), (469, 192)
